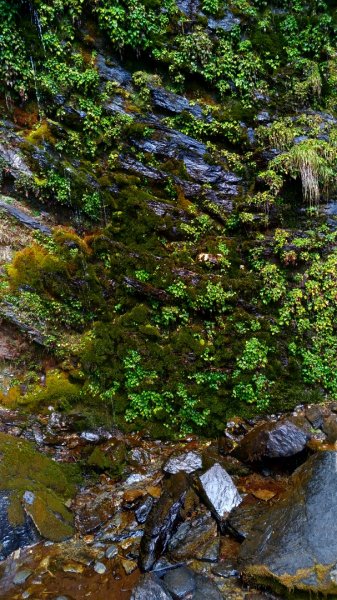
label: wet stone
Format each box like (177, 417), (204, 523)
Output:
(122, 558), (137, 574)
(232, 420), (309, 463)
(239, 451), (337, 595)
(322, 415), (337, 442)
(135, 496), (154, 524)
(168, 512), (219, 562)
(198, 463), (242, 520)
(163, 451), (202, 475)
(153, 557), (182, 576)
(227, 502), (266, 541)
(163, 566), (196, 599)
(193, 574), (223, 600)
(207, 11), (240, 32)
(131, 573), (173, 600)
(151, 87), (203, 118)
(93, 561), (106, 574)
(139, 472), (189, 571)
(0, 491), (40, 560)
(212, 561), (239, 578)
(305, 405), (326, 429)
(105, 544), (118, 559)
(13, 569), (32, 585)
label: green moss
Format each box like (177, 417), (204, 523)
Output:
(0, 432), (80, 541)
(87, 442), (127, 476)
(18, 371), (82, 411)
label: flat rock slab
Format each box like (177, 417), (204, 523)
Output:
(239, 451), (337, 595)
(198, 463), (241, 520)
(0, 196), (51, 235)
(233, 420), (309, 463)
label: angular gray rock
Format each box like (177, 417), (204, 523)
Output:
(193, 574), (223, 600)
(168, 511), (219, 562)
(163, 451), (202, 475)
(163, 566), (196, 599)
(139, 472), (189, 571)
(151, 87), (203, 118)
(135, 496), (154, 524)
(239, 451), (337, 595)
(233, 420), (309, 463)
(0, 195), (51, 235)
(130, 573), (173, 600)
(198, 463), (241, 520)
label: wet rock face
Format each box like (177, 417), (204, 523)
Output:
(139, 473), (189, 571)
(130, 573), (173, 600)
(239, 451), (337, 595)
(233, 420), (309, 463)
(151, 88), (203, 118)
(0, 195), (51, 235)
(132, 127), (241, 205)
(176, 0), (200, 17)
(96, 53), (132, 89)
(207, 11), (240, 32)
(0, 141), (32, 180)
(198, 463), (242, 521)
(227, 502), (265, 541)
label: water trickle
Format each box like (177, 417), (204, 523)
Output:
(29, 56), (42, 121)
(29, 2), (46, 55)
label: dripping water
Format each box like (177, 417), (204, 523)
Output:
(28, 2), (46, 56)
(29, 56), (42, 121)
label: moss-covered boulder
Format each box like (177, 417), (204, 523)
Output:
(0, 432), (79, 550)
(239, 451), (337, 596)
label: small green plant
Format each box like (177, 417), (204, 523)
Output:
(232, 338), (273, 410)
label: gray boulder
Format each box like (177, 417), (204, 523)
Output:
(131, 573), (173, 600)
(163, 566), (196, 599)
(232, 420), (309, 463)
(240, 451), (337, 595)
(193, 574), (223, 600)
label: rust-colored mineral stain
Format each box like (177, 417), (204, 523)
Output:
(238, 472), (287, 500)
(0, 545), (140, 600)
(0, 564), (140, 600)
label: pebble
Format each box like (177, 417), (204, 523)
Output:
(106, 544), (118, 559)
(121, 559), (137, 574)
(94, 561), (107, 574)
(14, 570), (32, 585)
